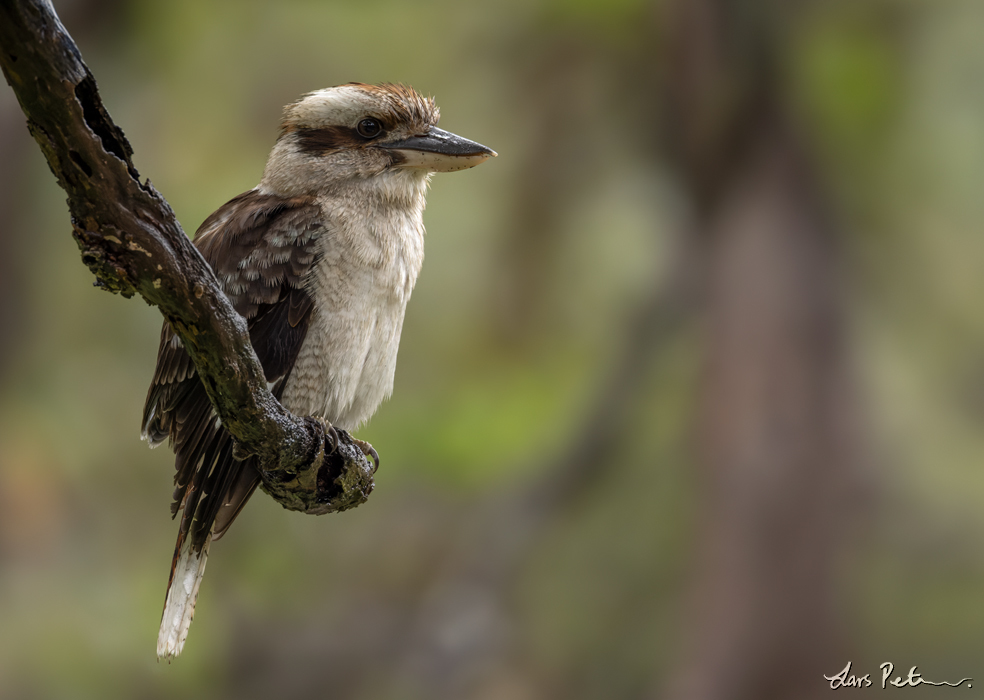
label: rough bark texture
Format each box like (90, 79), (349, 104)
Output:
(0, 0), (374, 514)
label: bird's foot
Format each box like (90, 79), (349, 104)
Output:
(351, 438), (380, 473)
(311, 418), (378, 473)
(312, 416), (340, 454)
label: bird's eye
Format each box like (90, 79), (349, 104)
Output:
(357, 118), (383, 139)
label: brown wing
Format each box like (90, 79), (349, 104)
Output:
(143, 190), (323, 555)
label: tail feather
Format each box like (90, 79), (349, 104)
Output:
(157, 534), (211, 660)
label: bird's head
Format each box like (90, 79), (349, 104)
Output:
(261, 83), (495, 196)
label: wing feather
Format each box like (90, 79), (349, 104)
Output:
(143, 189), (324, 554)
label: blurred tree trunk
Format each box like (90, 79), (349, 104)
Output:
(490, 36), (612, 350)
(657, 1), (864, 699)
(489, 39), (584, 348)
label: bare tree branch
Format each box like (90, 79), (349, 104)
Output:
(0, 0), (374, 514)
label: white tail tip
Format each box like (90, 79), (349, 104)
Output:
(157, 535), (210, 660)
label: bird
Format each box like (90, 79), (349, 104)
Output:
(141, 82), (495, 660)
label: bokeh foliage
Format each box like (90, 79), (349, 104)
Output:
(2, 0), (984, 698)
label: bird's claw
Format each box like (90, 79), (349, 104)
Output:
(312, 418), (376, 471)
(352, 438), (380, 473)
(313, 417), (340, 454)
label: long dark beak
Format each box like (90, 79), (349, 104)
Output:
(382, 126), (496, 172)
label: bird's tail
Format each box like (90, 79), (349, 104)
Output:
(157, 532), (211, 660)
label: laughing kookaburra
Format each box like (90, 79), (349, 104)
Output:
(142, 83), (495, 660)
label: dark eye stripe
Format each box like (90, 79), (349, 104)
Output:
(295, 126), (363, 155)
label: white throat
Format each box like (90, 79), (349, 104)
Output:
(277, 166), (430, 429)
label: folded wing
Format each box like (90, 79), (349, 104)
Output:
(143, 190), (324, 658)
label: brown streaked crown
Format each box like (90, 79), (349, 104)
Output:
(348, 83), (440, 130)
(281, 83), (440, 136)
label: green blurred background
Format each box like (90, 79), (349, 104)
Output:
(2, 0), (984, 698)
